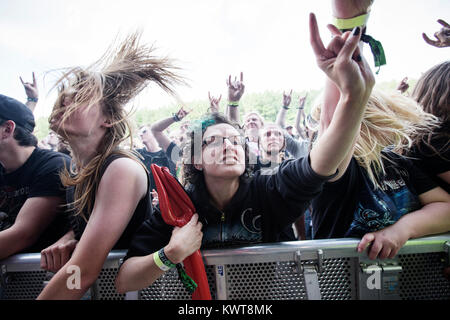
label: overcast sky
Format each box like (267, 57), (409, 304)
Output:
(1, 0), (449, 118)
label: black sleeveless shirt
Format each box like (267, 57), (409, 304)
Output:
(67, 154), (152, 250)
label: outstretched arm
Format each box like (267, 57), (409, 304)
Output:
(208, 92), (222, 113)
(295, 95), (308, 140)
(20, 72), (39, 112)
(275, 90), (292, 129)
(151, 107), (189, 152)
(358, 187), (450, 260)
(226, 72), (245, 123)
(37, 158), (147, 299)
(423, 19), (450, 48)
(308, 13), (375, 178)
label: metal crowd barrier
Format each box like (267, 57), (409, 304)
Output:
(1, 234), (449, 300)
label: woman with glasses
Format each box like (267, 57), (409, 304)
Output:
(115, 13), (375, 293)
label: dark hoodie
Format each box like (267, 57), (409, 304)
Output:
(124, 156), (336, 260)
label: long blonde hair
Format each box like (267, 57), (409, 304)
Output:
(354, 90), (440, 189)
(49, 32), (185, 220)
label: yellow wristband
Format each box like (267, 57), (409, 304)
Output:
(153, 251), (171, 271)
(333, 12), (370, 30)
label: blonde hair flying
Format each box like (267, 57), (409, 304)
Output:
(354, 90), (440, 189)
(50, 32), (185, 220)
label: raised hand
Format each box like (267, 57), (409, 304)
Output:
(298, 93), (308, 109)
(20, 72), (39, 100)
(423, 19), (450, 48)
(282, 90), (293, 108)
(397, 77), (409, 93)
(175, 106), (191, 121)
(208, 92), (222, 113)
(309, 13), (374, 100)
(226, 72), (245, 102)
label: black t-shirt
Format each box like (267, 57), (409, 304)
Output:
(136, 145), (177, 192)
(407, 124), (449, 193)
(0, 148), (71, 252)
(311, 150), (437, 239)
(124, 156), (336, 260)
(67, 153), (152, 250)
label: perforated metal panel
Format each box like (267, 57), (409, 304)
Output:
(398, 252), (450, 300)
(227, 261), (306, 300)
(0, 271), (47, 300)
(318, 257), (355, 300)
(140, 265), (216, 300)
(94, 268), (125, 300)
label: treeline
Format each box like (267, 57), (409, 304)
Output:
(34, 79), (414, 140)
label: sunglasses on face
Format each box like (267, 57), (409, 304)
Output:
(202, 135), (245, 148)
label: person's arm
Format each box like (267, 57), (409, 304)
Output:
(295, 95), (308, 140)
(397, 77), (409, 94)
(115, 214), (203, 293)
(40, 230), (78, 273)
(37, 158), (147, 299)
(357, 187), (450, 260)
(437, 171), (450, 185)
(319, 0), (371, 134)
(20, 72), (39, 112)
(308, 13), (375, 178)
(208, 92), (222, 113)
(0, 196), (64, 260)
(226, 72), (245, 123)
(423, 19), (450, 48)
(275, 90), (292, 129)
(151, 107), (189, 153)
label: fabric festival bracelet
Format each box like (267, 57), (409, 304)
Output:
(153, 248), (176, 271)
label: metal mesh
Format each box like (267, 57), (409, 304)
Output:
(0, 271), (47, 300)
(318, 257), (355, 300)
(140, 265), (216, 300)
(398, 252), (450, 300)
(227, 261), (306, 300)
(94, 268), (125, 300)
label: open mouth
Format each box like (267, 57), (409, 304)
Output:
(222, 155), (239, 164)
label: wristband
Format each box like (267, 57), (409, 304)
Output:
(173, 113), (181, 122)
(332, 12), (370, 31)
(153, 248), (176, 271)
(159, 248), (177, 268)
(27, 97), (38, 103)
(282, 106), (289, 110)
(228, 101), (239, 107)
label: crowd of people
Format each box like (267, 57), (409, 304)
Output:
(0, 0), (449, 299)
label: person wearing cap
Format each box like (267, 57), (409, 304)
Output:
(0, 94), (71, 260)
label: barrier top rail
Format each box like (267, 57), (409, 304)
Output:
(1, 233), (449, 269)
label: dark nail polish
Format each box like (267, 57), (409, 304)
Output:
(353, 26), (360, 36)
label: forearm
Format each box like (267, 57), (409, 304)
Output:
(275, 107), (287, 128)
(394, 202), (450, 240)
(37, 258), (101, 299)
(310, 93), (366, 176)
(0, 228), (38, 260)
(25, 101), (37, 112)
(320, 79), (341, 135)
(151, 116), (176, 133)
(227, 105), (240, 123)
(115, 255), (165, 293)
